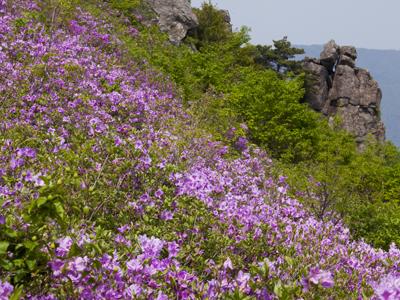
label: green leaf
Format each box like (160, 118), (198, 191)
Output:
(68, 243), (81, 257)
(13, 259), (25, 268)
(13, 269), (27, 283)
(273, 281), (283, 298)
(93, 259), (102, 270)
(23, 240), (39, 251)
(5, 229), (18, 238)
(9, 286), (23, 300)
(0, 241), (9, 255)
(15, 243), (24, 251)
(36, 197), (48, 207)
(54, 201), (65, 221)
(284, 256), (294, 266)
(0, 258), (13, 270)
(26, 259), (37, 271)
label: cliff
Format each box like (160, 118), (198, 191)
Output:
(304, 40), (385, 145)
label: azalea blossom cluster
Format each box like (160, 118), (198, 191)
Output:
(0, 0), (399, 299)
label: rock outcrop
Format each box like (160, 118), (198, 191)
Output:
(304, 40), (385, 145)
(219, 9), (232, 32)
(145, 0), (198, 44)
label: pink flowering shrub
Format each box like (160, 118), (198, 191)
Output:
(0, 280), (13, 300)
(0, 0), (399, 299)
(373, 274), (400, 300)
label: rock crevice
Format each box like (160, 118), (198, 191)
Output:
(304, 40), (385, 145)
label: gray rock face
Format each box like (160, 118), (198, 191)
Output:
(320, 40), (340, 71)
(145, 0), (198, 44)
(303, 58), (331, 112)
(219, 9), (232, 32)
(303, 40), (385, 145)
(338, 46), (357, 68)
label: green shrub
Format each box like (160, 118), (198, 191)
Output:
(190, 2), (233, 49)
(227, 69), (322, 162)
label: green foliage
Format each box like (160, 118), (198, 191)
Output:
(282, 136), (400, 250)
(0, 176), (65, 289)
(35, 0), (79, 32)
(228, 69), (323, 161)
(348, 201), (400, 249)
(281, 127), (357, 216)
(344, 141), (400, 249)
(190, 2), (233, 49)
(108, 0), (140, 12)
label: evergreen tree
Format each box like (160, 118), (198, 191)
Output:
(255, 36), (305, 73)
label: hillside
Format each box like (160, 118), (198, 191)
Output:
(1, 1), (400, 299)
(300, 44), (400, 146)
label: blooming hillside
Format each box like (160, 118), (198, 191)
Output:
(0, 0), (399, 299)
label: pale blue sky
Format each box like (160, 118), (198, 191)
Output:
(191, 0), (400, 50)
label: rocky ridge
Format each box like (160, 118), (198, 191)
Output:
(304, 40), (385, 145)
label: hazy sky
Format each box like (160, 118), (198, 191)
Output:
(191, 0), (399, 50)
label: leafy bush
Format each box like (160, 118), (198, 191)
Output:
(108, 0), (140, 12)
(228, 69), (323, 162)
(190, 2), (233, 49)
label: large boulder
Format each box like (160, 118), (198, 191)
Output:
(219, 9), (232, 32)
(328, 65), (359, 104)
(329, 66), (381, 107)
(304, 40), (385, 146)
(145, 0), (198, 44)
(335, 105), (385, 144)
(320, 40), (340, 72)
(338, 46), (357, 68)
(303, 58), (331, 113)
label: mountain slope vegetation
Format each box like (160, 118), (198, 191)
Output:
(0, 0), (400, 299)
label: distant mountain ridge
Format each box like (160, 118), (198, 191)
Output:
(298, 45), (400, 146)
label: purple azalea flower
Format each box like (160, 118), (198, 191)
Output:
(237, 271), (250, 291)
(374, 274), (400, 300)
(70, 256), (87, 272)
(10, 156), (24, 170)
(17, 147), (36, 158)
(156, 291), (168, 300)
(24, 170), (33, 181)
(127, 284), (142, 297)
(0, 280), (13, 300)
(55, 237), (73, 257)
(223, 257), (233, 270)
(154, 189), (164, 199)
(127, 258), (142, 272)
(167, 242), (180, 258)
(138, 235), (164, 259)
(32, 173), (45, 187)
(115, 234), (131, 247)
(161, 210), (174, 221)
(69, 20), (85, 35)
(49, 259), (65, 277)
(307, 268), (334, 288)
(114, 136), (124, 146)
(234, 137), (248, 152)
(117, 224), (130, 234)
